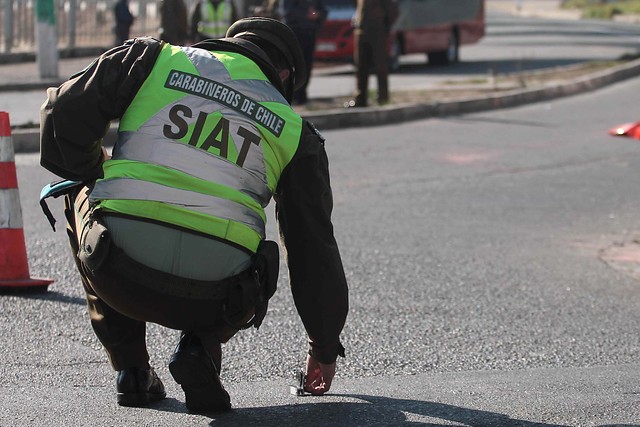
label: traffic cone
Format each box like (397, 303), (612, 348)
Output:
(608, 121), (640, 140)
(0, 111), (53, 293)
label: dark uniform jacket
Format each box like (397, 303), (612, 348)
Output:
(283, 0), (327, 30)
(39, 37), (348, 364)
(353, 0), (396, 33)
(158, 0), (189, 45)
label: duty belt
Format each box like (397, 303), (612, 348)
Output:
(106, 243), (254, 300)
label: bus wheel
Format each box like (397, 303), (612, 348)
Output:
(388, 37), (401, 72)
(428, 29), (459, 65)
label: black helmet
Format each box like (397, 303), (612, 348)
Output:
(226, 17), (307, 91)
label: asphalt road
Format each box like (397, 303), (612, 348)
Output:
(4, 52), (640, 426)
(4, 7), (640, 427)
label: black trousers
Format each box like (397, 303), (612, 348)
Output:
(291, 26), (318, 104)
(65, 186), (252, 371)
(354, 28), (390, 106)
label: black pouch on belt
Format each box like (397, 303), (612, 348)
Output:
(257, 240), (279, 302)
(251, 240), (279, 328)
(78, 220), (111, 273)
(223, 240), (279, 330)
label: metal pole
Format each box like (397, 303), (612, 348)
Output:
(68, 0), (77, 49)
(235, 0), (246, 18)
(36, 0), (59, 78)
(138, 0), (147, 37)
(4, 0), (14, 53)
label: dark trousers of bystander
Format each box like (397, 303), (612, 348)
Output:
(290, 26), (318, 105)
(353, 28), (389, 107)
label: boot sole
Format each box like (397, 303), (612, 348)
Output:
(169, 352), (231, 413)
(117, 390), (166, 407)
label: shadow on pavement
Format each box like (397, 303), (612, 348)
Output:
(161, 394), (578, 426)
(0, 288), (86, 306)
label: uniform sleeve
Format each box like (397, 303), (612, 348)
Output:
(39, 37), (163, 181)
(274, 121), (349, 364)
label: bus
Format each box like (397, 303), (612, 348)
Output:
(314, 0), (485, 69)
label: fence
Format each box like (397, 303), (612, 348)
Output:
(0, 0), (259, 54)
(2, 0), (167, 53)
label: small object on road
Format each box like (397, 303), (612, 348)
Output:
(608, 121), (640, 140)
(289, 369), (306, 396)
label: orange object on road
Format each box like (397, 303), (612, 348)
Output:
(0, 111), (53, 292)
(608, 121), (640, 140)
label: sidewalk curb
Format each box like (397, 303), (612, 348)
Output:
(302, 57), (640, 130)
(13, 57), (640, 153)
(0, 46), (110, 65)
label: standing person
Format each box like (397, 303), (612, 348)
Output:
(191, 0), (237, 42)
(345, 0), (396, 108)
(283, 0), (327, 105)
(113, 0), (135, 45)
(39, 17), (348, 413)
(252, 0), (281, 19)
(158, 0), (189, 45)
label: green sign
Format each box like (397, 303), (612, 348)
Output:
(36, 0), (56, 25)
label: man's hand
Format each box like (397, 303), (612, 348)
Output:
(307, 7), (321, 20)
(303, 354), (336, 395)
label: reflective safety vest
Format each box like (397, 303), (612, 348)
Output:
(198, 0), (232, 38)
(90, 44), (303, 253)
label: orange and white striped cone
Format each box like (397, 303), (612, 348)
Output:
(0, 111), (53, 292)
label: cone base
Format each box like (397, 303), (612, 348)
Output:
(608, 121), (640, 139)
(0, 278), (53, 293)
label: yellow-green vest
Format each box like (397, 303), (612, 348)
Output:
(198, 0), (232, 38)
(90, 44), (303, 253)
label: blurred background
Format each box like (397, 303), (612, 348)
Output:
(2, 0), (639, 57)
(0, 0), (269, 54)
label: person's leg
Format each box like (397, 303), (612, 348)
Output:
(64, 187), (164, 407)
(169, 331), (231, 412)
(167, 290), (255, 413)
(371, 31), (390, 104)
(81, 275), (151, 370)
(352, 30), (371, 107)
(291, 27), (316, 104)
(166, 276), (257, 413)
(115, 25), (127, 45)
(65, 187), (151, 371)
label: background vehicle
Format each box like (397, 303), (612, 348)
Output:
(314, 0), (485, 70)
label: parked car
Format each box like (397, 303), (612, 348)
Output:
(314, 0), (486, 70)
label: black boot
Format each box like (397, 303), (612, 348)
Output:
(116, 367), (166, 407)
(169, 333), (231, 413)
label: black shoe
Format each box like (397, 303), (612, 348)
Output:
(116, 367), (166, 407)
(169, 333), (231, 413)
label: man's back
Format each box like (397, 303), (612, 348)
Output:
(354, 0), (395, 32)
(159, 0), (188, 44)
(39, 22), (348, 411)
